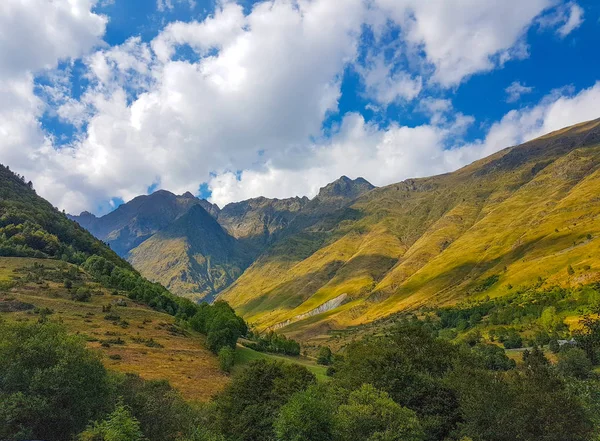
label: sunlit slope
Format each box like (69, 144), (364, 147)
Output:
(220, 118), (600, 340)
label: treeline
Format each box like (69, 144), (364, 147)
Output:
(199, 319), (600, 441)
(432, 283), (600, 347)
(245, 330), (301, 356)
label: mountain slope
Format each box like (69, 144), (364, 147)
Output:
(69, 190), (219, 256)
(128, 204), (251, 301)
(219, 118), (600, 340)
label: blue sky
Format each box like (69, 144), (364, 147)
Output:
(1, 0), (599, 215)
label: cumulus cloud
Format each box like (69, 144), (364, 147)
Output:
(373, 0), (554, 86)
(0, 0), (597, 214)
(208, 83), (600, 206)
(505, 81), (534, 103)
(0, 0), (106, 79)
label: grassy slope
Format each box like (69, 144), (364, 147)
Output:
(0, 257), (228, 401)
(234, 344), (328, 382)
(220, 118), (600, 341)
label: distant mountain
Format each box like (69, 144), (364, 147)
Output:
(128, 204), (250, 301)
(315, 175), (375, 202)
(69, 190), (218, 256)
(217, 196), (309, 254)
(69, 176), (375, 301)
(219, 118), (600, 341)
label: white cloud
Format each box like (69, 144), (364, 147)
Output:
(357, 52), (422, 105)
(0, 0), (106, 208)
(0, 0), (106, 79)
(505, 81), (534, 103)
(537, 2), (584, 37)
(157, 0), (196, 12)
(0, 0), (597, 215)
(557, 3), (584, 37)
(24, 0), (366, 213)
(208, 82), (600, 206)
(372, 0), (554, 86)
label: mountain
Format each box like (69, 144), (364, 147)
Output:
(128, 204), (251, 301)
(69, 190), (219, 256)
(69, 176), (374, 300)
(217, 195), (309, 253)
(219, 118), (600, 340)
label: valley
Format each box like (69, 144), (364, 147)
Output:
(71, 118), (600, 344)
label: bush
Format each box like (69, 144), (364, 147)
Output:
(72, 286), (92, 302)
(317, 346), (333, 365)
(218, 347), (235, 373)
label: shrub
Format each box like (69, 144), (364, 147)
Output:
(72, 287), (92, 302)
(218, 347), (235, 373)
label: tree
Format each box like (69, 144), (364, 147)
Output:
(574, 308), (600, 363)
(213, 360), (315, 441)
(274, 385), (337, 441)
(116, 373), (191, 441)
(334, 384), (424, 441)
(333, 323), (461, 440)
(557, 347), (593, 379)
(317, 346), (333, 366)
(218, 347), (235, 373)
(472, 344), (516, 371)
(0, 321), (111, 440)
(78, 404), (145, 441)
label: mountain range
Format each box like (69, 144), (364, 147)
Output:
(71, 118), (600, 341)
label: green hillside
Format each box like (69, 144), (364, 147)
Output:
(220, 118), (600, 341)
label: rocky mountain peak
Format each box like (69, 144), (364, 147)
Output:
(316, 176), (375, 200)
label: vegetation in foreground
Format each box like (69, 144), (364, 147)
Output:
(3, 317), (600, 441)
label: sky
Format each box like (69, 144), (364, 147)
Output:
(1, 0), (599, 215)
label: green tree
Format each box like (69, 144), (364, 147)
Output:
(213, 360), (315, 441)
(333, 323), (461, 440)
(78, 404), (145, 441)
(218, 347), (235, 373)
(116, 373), (191, 441)
(317, 346), (333, 366)
(557, 347), (593, 379)
(334, 384), (424, 441)
(0, 321), (111, 440)
(274, 385), (337, 441)
(574, 309), (600, 363)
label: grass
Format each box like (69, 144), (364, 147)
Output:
(0, 257), (228, 401)
(234, 344), (329, 382)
